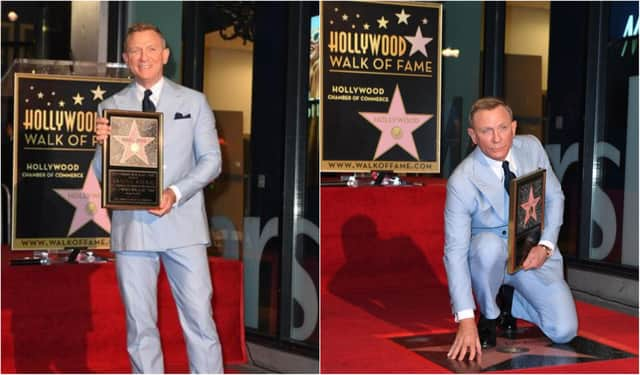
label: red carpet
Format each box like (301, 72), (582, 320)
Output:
(1, 246), (247, 373)
(321, 179), (638, 373)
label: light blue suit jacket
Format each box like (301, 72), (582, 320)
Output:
(93, 79), (221, 251)
(443, 135), (565, 314)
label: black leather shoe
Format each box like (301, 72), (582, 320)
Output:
(478, 314), (497, 348)
(499, 311), (518, 339)
(498, 285), (517, 339)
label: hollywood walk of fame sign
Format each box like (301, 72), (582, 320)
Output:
(320, 1), (442, 173)
(508, 169), (546, 273)
(102, 110), (163, 209)
(11, 73), (130, 250)
(389, 327), (636, 373)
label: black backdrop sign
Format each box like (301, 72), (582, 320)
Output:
(12, 73), (130, 250)
(320, 1), (442, 173)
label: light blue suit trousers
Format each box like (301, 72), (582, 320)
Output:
(469, 232), (577, 343)
(116, 246), (223, 373)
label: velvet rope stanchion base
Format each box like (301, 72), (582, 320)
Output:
(1, 246), (247, 373)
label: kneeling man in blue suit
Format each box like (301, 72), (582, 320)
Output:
(444, 97), (578, 361)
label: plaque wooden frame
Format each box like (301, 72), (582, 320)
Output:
(507, 168), (546, 274)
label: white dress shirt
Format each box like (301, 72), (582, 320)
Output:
(134, 78), (182, 206)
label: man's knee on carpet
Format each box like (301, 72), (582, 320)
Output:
(543, 316), (578, 344)
(514, 295), (578, 344)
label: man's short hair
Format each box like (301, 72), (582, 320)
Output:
(124, 23), (166, 50)
(468, 97), (513, 126)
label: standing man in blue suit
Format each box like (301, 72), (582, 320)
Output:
(93, 23), (224, 373)
(444, 97), (578, 361)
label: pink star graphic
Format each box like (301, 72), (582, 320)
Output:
(413, 334), (596, 371)
(404, 26), (433, 57)
(112, 120), (154, 165)
(520, 186), (541, 225)
(359, 85), (433, 160)
(53, 167), (111, 236)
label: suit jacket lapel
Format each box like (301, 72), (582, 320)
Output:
(469, 147), (507, 221)
(510, 137), (530, 176)
(111, 83), (140, 111)
(158, 79), (185, 121)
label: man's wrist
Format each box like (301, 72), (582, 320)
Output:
(539, 244), (552, 258)
(455, 309), (475, 322)
(169, 185), (182, 207)
(458, 317), (475, 326)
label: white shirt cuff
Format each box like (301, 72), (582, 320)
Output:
(539, 240), (555, 255)
(169, 185), (182, 207)
(454, 309), (475, 322)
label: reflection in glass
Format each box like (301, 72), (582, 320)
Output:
(588, 4), (638, 266)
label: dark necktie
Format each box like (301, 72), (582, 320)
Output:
(142, 89), (155, 112)
(502, 160), (516, 195)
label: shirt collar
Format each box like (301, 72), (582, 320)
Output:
(134, 77), (164, 105)
(480, 148), (517, 179)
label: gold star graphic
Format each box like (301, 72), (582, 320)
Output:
(342, 13), (348, 21)
(37, 92), (44, 99)
(58, 100), (66, 108)
(396, 9), (411, 24)
(422, 18), (428, 24)
(91, 85), (107, 101)
(72, 93), (85, 105)
(363, 23), (370, 30)
(377, 16), (389, 29)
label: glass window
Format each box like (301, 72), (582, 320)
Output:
(292, 12), (320, 346)
(546, 2), (638, 270)
(588, 3), (638, 267)
(202, 4), (319, 351)
(546, 3), (590, 260)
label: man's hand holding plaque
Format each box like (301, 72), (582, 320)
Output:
(148, 188), (176, 217)
(521, 244), (550, 270)
(95, 117), (111, 143)
(507, 169), (546, 274)
(98, 110), (164, 210)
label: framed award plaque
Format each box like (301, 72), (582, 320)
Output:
(102, 109), (163, 209)
(507, 169), (546, 274)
